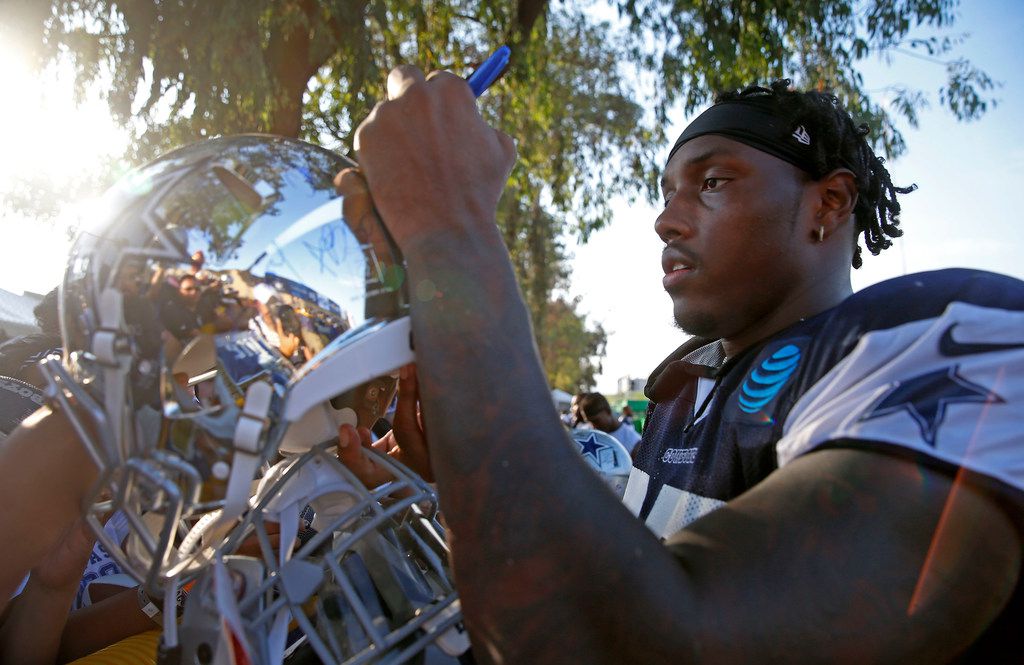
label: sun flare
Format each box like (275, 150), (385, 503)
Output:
(0, 40), (127, 295)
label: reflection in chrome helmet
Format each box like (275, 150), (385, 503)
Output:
(570, 428), (633, 499)
(41, 135), (412, 589)
(178, 443), (467, 664)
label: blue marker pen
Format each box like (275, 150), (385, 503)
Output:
(465, 46), (511, 97)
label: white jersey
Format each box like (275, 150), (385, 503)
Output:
(778, 300), (1024, 491)
(75, 510), (133, 609)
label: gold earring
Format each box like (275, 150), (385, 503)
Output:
(816, 226), (825, 243)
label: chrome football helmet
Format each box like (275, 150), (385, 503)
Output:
(570, 428), (632, 499)
(41, 135), (413, 590)
(176, 442), (466, 665)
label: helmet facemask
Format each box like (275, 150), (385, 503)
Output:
(178, 443), (467, 665)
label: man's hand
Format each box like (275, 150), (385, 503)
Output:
(336, 364), (433, 487)
(29, 517), (95, 593)
(0, 516), (97, 665)
(345, 65), (515, 251)
(234, 520), (284, 559)
(334, 167), (399, 271)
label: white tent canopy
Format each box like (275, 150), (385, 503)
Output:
(551, 388), (572, 412)
(0, 288), (42, 338)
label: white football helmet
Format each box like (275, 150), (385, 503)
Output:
(41, 135), (413, 590)
(570, 428), (633, 499)
(173, 442), (465, 665)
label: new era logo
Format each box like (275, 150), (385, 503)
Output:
(792, 125), (811, 145)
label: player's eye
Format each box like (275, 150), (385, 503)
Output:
(701, 177), (724, 191)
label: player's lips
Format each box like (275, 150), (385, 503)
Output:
(662, 247), (697, 290)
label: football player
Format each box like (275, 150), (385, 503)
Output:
(346, 66), (1024, 661)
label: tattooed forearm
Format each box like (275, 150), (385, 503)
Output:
(399, 235), (699, 663)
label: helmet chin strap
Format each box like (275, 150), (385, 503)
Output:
(93, 286), (133, 465)
(205, 380), (275, 546)
(265, 451), (354, 665)
(171, 379), (275, 576)
(213, 559), (256, 665)
(207, 449), (356, 665)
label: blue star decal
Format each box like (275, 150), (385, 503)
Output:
(861, 365), (1003, 446)
(575, 432), (610, 463)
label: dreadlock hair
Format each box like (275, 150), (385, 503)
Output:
(715, 79), (916, 268)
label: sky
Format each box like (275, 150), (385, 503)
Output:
(0, 2), (1021, 396)
(0, 41), (126, 297)
(571, 0), (1024, 394)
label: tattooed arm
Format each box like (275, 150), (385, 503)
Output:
(349, 65), (1020, 663)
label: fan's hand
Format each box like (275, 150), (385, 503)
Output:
(336, 364), (433, 487)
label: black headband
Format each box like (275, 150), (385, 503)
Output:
(667, 97), (822, 176)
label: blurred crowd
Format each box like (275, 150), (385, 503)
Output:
(147, 250), (350, 372)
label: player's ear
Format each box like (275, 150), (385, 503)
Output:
(813, 168), (858, 241)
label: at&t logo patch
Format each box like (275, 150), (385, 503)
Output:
(728, 339), (807, 423)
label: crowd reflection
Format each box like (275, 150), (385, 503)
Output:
(146, 254), (352, 378)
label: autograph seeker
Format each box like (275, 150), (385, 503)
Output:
(347, 67), (1023, 662)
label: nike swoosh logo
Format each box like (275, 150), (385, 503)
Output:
(939, 324), (1024, 357)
